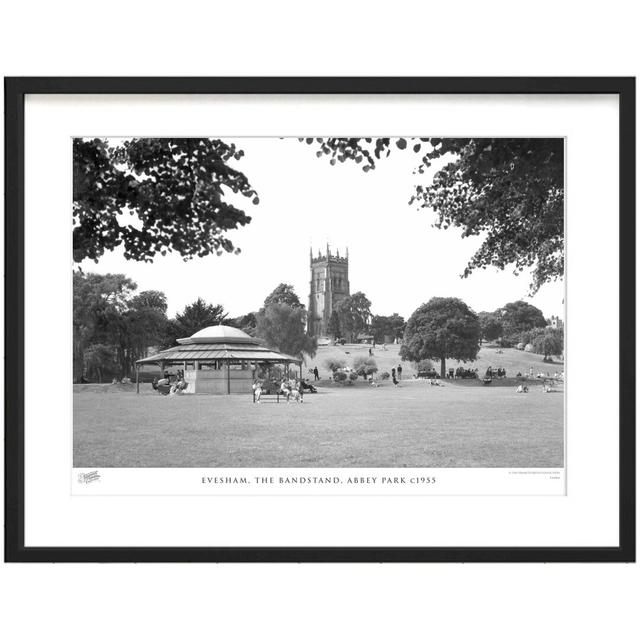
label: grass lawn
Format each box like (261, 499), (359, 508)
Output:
(305, 343), (563, 381)
(74, 369), (564, 468)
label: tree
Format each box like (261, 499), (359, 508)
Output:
(131, 290), (168, 313)
(304, 137), (563, 292)
(499, 300), (546, 338)
(122, 291), (169, 366)
(530, 327), (564, 361)
(327, 310), (342, 339)
(73, 138), (259, 263)
(228, 312), (258, 337)
(263, 283), (304, 308)
(335, 292), (372, 342)
(478, 311), (503, 342)
(171, 298), (228, 339)
(73, 271), (138, 382)
(371, 313), (405, 343)
(256, 303), (317, 360)
(83, 343), (116, 383)
(73, 273), (170, 380)
(400, 297), (481, 379)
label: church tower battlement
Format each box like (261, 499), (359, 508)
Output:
(308, 244), (350, 338)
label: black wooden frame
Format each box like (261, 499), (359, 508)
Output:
(4, 77), (636, 562)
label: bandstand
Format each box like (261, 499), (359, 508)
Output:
(135, 325), (302, 394)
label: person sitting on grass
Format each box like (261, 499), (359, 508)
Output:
(516, 384), (529, 393)
(300, 379), (317, 393)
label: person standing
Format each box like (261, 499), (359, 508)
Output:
(391, 367), (396, 379)
(313, 366), (319, 381)
(397, 364), (403, 380)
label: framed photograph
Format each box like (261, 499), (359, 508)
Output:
(5, 77), (635, 562)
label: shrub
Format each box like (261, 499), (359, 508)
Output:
(325, 357), (347, 373)
(380, 371), (390, 380)
(333, 370), (347, 383)
(353, 355), (378, 379)
(348, 371), (358, 383)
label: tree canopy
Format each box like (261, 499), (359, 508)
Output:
(228, 312), (258, 337)
(263, 283), (304, 308)
(499, 300), (547, 338)
(163, 298), (228, 346)
(371, 313), (406, 343)
(400, 297), (481, 378)
(326, 310), (342, 339)
(529, 327), (564, 360)
(304, 137), (563, 292)
(478, 311), (504, 342)
(73, 271), (168, 381)
(73, 138), (259, 263)
(335, 292), (372, 342)
(256, 303), (317, 360)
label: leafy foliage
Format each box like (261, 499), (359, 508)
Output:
(528, 327), (564, 358)
(499, 300), (546, 338)
(256, 303), (317, 360)
(335, 292), (372, 342)
(305, 137), (564, 292)
(400, 297), (481, 378)
(327, 310), (342, 339)
(325, 357), (347, 373)
(263, 283), (304, 308)
(162, 298), (228, 347)
(83, 343), (117, 383)
(73, 271), (168, 381)
(371, 313), (405, 343)
(478, 311), (504, 342)
(73, 138), (259, 263)
(413, 359), (435, 372)
(333, 370), (348, 384)
(352, 355), (378, 379)
(228, 312), (258, 337)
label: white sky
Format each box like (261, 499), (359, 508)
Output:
(78, 138), (565, 320)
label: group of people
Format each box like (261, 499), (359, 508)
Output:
(391, 365), (403, 387)
(153, 370), (188, 395)
(253, 377), (317, 403)
(448, 367), (478, 379)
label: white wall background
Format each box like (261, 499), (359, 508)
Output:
(1, 1), (638, 639)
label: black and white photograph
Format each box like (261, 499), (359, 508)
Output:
(72, 135), (565, 472)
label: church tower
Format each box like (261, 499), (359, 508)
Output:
(307, 245), (350, 337)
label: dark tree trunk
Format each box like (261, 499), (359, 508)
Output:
(440, 357), (446, 379)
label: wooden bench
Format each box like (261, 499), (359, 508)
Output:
(252, 383), (287, 403)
